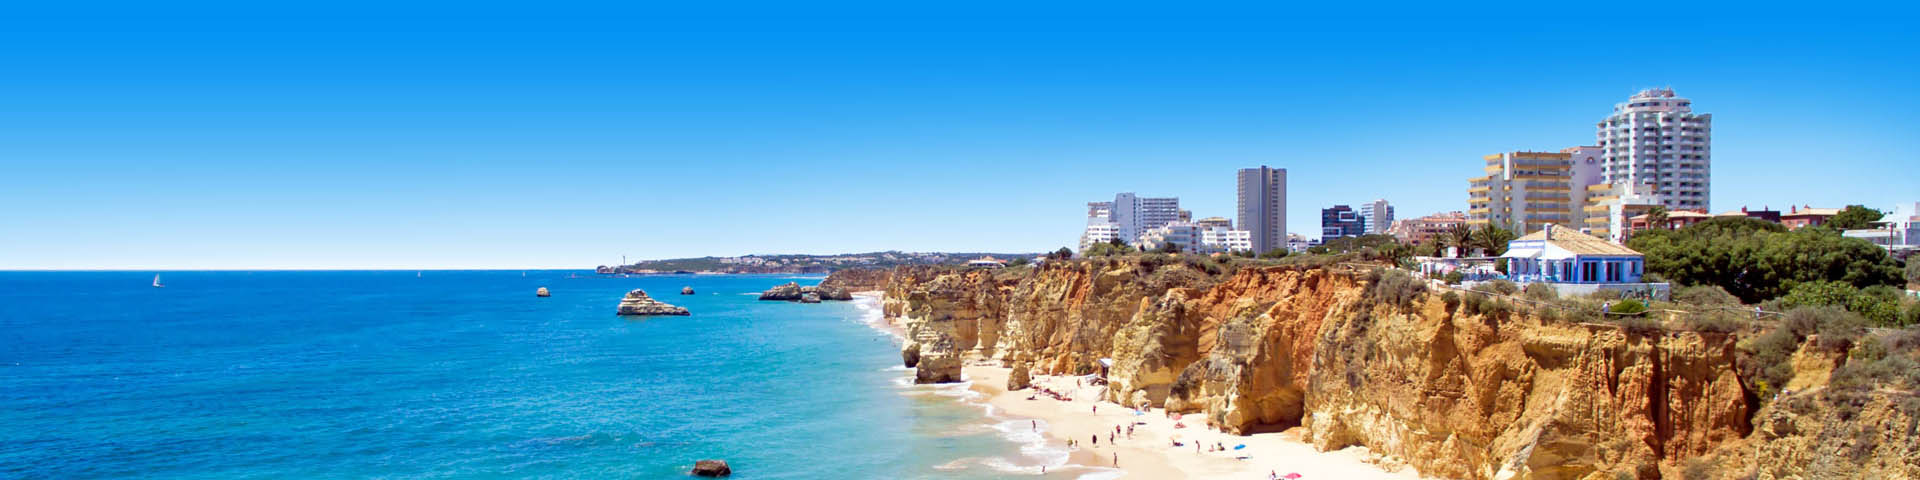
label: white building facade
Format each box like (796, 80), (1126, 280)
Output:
(1139, 221), (1253, 255)
(1358, 199), (1395, 235)
(1596, 88), (1711, 211)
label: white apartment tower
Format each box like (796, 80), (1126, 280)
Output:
(1080, 193), (1180, 251)
(1237, 166), (1287, 254)
(1358, 199), (1395, 235)
(1597, 88), (1711, 211)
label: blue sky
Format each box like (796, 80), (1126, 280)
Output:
(2, 3), (1915, 269)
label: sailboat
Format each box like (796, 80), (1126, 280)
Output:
(152, 274), (165, 288)
(417, 271), (422, 278)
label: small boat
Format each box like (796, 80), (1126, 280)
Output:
(152, 274), (165, 288)
(416, 271), (422, 278)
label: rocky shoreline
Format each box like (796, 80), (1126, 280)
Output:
(855, 260), (1920, 479)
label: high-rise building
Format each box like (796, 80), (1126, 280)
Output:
(1357, 199), (1394, 235)
(1321, 205), (1363, 238)
(1468, 151), (1582, 234)
(1237, 166), (1287, 253)
(1597, 88), (1712, 211)
(1079, 193), (1180, 251)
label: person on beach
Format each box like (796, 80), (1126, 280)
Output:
(1092, 434), (1097, 446)
(1108, 432), (1114, 444)
(1112, 452), (1118, 467)
(1031, 420), (1036, 432)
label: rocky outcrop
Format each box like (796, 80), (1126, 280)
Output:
(878, 259), (1894, 479)
(681, 286), (695, 295)
(902, 342), (920, 368)
(759, 282), (803, 301)
(536, 287), (550, 297)
(822, 267), (892, 291)
(615, 289), (689, 316)
(758, 282), (853, 302)
(1008, 361), (1033, 390)
(690, 459), (731, 477)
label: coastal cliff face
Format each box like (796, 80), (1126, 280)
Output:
(880, 260), (1907, 479)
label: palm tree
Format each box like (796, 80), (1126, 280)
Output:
(1443, 223), (1474, 256)
(1646, 206), (1670, 230)
(1473, 224), (1517, 256)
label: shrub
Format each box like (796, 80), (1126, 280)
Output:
(1442, 271), (1465, 285)
(1522, 282), (1558, 302)
(1364, 268), (1427, 309)
(1486, 279), (1519, 296)
(1441, 291), (1461, 312)
(1609, 299), (1648, 315)
(1908, 256), (1920, 285)
(1779, 281), (1904, 327)
(1673, 285), (1742, 307)
(1740, 325), (1802, 401)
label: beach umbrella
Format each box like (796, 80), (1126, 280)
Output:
(1283, 473), (1301, 479)
(1234, 444), (1246, 450)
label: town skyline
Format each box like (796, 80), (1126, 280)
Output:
(3, 4), (1915, 269)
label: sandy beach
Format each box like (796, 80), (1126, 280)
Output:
(854, 291), (1421, 479)
(965, 365), (1425, 480)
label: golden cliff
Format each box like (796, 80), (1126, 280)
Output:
(876, 259), (1919, 479)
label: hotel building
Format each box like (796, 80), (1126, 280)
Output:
(1597, 88), (1712, 211)
(1079, 193), (1181, 252)
(1321, 205), (1363, 238)
(1358, 199), (1394, 235)
(1468, 151), (1586, 234)
(1236, 166), (1288, 254)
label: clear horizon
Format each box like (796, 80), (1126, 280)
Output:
(3, 3), (1916, 270)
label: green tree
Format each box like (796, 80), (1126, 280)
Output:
(1472, 224), (1517, 256)
(1156, 242), (1182, 254)
(1627, 217), (1904, 303)
(1052, 247), (1074, 260)
(1646, 205), (1669, 230)
(1259, 248), (1289, 259)
(1443, 223), (1474, 255)
(1908, 256), (1920, 286)
(1827, 205), (1884, 230)
(1084, 239), (1135, 257)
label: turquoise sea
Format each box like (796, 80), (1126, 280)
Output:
(0, 272), (1103, 479)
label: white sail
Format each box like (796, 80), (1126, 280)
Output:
(152, 275), (163, 288)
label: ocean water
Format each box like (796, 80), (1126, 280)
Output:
(0, 271), (1085, 479)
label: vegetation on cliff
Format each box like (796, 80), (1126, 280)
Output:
(880, 253), (1920, 479)
(1627, 217), (1904, 303)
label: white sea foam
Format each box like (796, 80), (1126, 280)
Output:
(1074, 468), (1126, 480)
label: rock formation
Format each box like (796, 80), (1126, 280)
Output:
(1008, 361), (1032, 390)
(681, 286), (695, 295)
(878, 259), (1914, 479)
(690, 459), (731, 477)
(535, 287), (550, 297)
(822, 267), (892, 291)
(800, 292), (821, 303)
(759, 282), (803, 300)
(614, 289), (689, 316)
(758, 282), (852, 302)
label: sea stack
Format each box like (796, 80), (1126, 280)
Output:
(758, 282), (853, 302)
(681, 286), (695, 295)
(615, 289), (690, 316)
(536, 287), (550, 297)
(690, 459), (731, 477)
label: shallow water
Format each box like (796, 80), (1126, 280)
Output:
(0, 271), (1072, 479)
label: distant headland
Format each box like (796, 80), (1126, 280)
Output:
(595, 251), (1046, 275)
